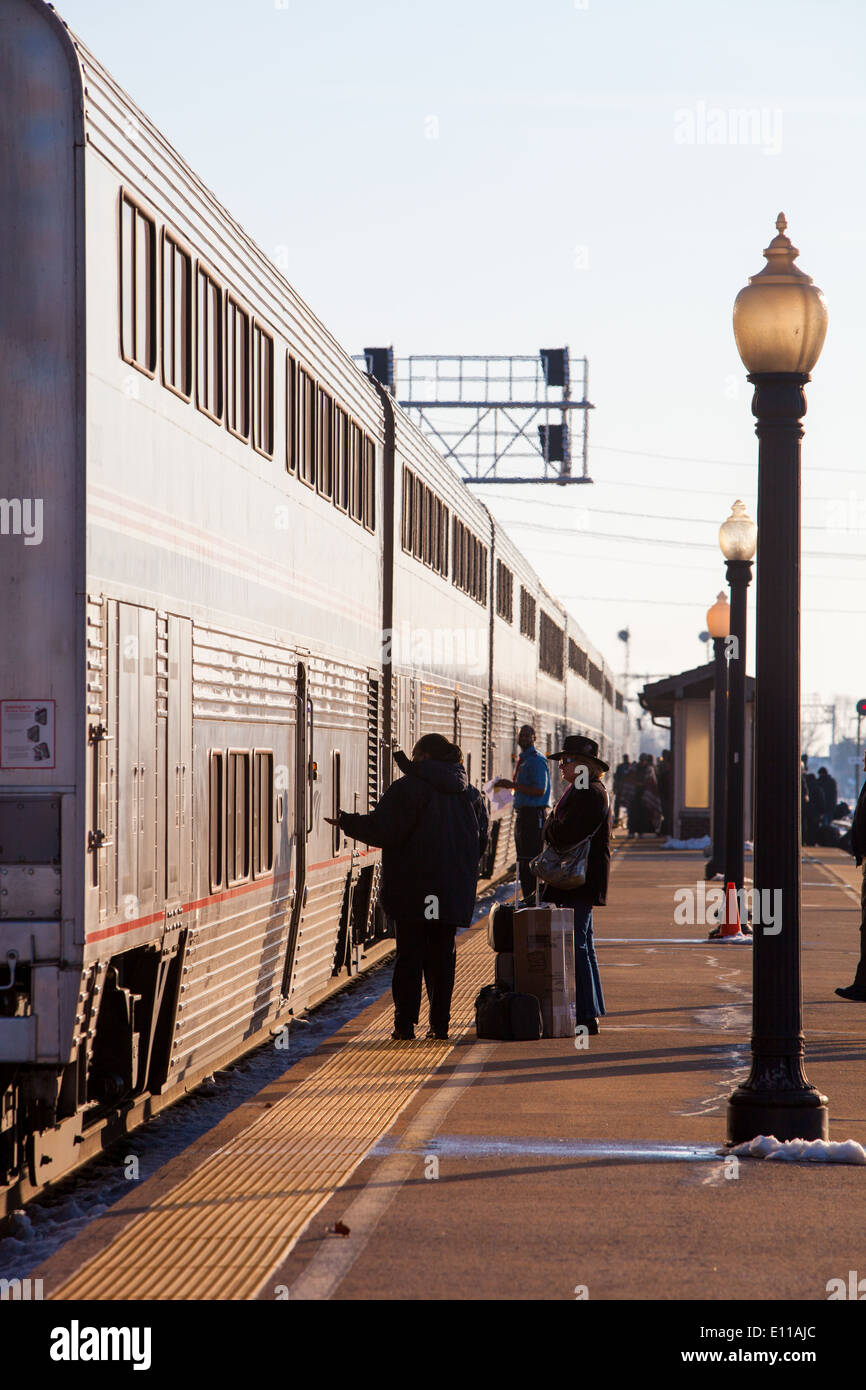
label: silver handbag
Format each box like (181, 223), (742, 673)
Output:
(529, 833), (592, 890)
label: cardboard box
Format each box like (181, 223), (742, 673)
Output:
(513, 906), (576, 1037)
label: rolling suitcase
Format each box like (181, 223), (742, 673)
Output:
(494, 950), (515, 990)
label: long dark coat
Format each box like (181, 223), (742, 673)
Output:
(339, 758), (489, 926)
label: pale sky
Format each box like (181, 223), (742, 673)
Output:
(57, 0), (866, 747)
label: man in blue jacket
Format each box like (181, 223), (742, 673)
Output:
(494, 724), (550, 905)
(329, 734), (489, 1041)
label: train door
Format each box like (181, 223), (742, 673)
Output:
(165, 616), (192, 905)
(116, 603), (156, 921)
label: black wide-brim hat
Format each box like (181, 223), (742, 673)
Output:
(546, 734), (609, 773)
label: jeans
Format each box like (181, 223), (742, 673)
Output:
(571, 898), (606, 1021)
(392, 919), (457, 1033)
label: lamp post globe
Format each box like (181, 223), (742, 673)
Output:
(706, 592), (731, 640)
(727, 215), (829, 1145)
(733, 214), (828, 376)
(719, 500), (757, 563)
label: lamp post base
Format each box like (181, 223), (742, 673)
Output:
(727, 1085), (829, 1145)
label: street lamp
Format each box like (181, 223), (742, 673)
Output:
(727, 213), (829, 1144)
(706, 592), (730, 880)
(720, 501), (756, 917)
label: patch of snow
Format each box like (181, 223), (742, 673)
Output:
(730, 1135), (866, 1165)
(663, 836), (712, 850)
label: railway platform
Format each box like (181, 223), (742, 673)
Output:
(32, 839), (866, 1304)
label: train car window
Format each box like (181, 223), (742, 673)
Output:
(286, 354), (297, 474)
(161, 231), (192, 400)
(334, 406), (349, 511)
(431, 496), (440, 571)
(299, 369), (316, 488)
(252, 323), (274, 457)
(350, 424), (363, 522)
(520, 586), (537, 640)
(568, 638), (588, 678)
(227, 750), (251, 884)
(209, 751), (224, 891)
(451, 517), (461, 589)
(317, 388), (334, 499)
(539, 611), (565, 680)
(226, 296), (251, 441)
(401, 465), (414, 552)
(253, 750), (274, 876)
(120, 193), (157, 377)
(496, 560), (514, 622)
(479, 544), (488, 605)
(412, 475), (423, 558)
(196, 265), (224, 422)
(440, 505), (449, 577)
(363, 437), (376, 532)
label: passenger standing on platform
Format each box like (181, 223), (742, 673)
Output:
(493, 724), (550, 905)
(328, 734), (488, 1042)
(539, 735), (610, 1035)
(612, 753), (631, 828)
(817, 766), (838, 827)
(835, 750), (866, 1003)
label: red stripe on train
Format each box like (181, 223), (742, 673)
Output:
(85, 848), (376, 943)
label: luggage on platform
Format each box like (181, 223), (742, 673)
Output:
(487, 901), (514, 952)
(494, 950), (515, 990)
(474, 984), (543, 1041)
(512, 905), (576, 1038)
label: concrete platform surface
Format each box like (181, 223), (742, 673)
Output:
(266, 841), (866, 1302)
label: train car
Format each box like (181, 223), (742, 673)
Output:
(0, 0), (628, 1206)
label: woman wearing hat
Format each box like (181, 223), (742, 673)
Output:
(541, 735), (610, 1034)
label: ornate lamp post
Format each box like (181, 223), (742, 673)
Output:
(706, 591), (730, 880)
(727, 214), (829, 1144)
(719, 501), (756, 912)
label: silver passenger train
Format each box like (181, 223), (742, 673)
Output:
(0, 0), (627, 1203)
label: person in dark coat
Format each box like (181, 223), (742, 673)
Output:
(627, 755), (662, 836)
(612, 754), (631, 827)
(538, 734), (610, 1034)
(329, 733), (488, 1041)
(817, 766), (838, 826)
(835, 750), (866, 1002)
(801, 755), (819, 845)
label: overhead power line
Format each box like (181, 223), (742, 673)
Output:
(591, 443), (865, 477)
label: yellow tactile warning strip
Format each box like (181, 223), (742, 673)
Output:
(51, 924), (495, 1301)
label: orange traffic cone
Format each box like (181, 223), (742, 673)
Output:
(719, 881), (742, 938)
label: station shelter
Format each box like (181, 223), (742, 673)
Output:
(638, 663), (755, 843)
